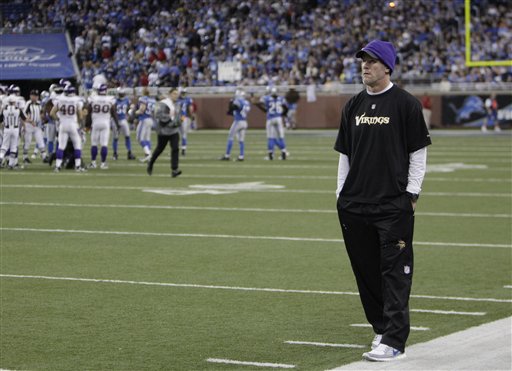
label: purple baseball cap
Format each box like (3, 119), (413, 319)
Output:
(355, 40), (397, 73)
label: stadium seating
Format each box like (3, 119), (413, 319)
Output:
(1, 0), (511, 87)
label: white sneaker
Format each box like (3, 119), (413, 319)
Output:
(100, 162), (109, 169)
(371, 334), (382, 350)
(139, 154), (151, 163)
(363, 343), (406, 362)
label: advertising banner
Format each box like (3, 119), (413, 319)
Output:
(442, 94), (512, 127)
(0, 33), (75, 80)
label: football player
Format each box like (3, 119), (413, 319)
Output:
(255, 87), (289, 160)
(134, 89), (155, 162)
(0, 95), (26, 169)
(177, 87), (194, 156)
(50, 84), (86, 172)
(220, 89), (251, 161)
(87, 84), (118, 169)
(112, 87), (135, 160)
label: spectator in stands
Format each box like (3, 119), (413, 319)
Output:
(3, 0), (511, 87)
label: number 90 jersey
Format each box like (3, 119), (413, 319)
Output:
(88, 94), (116, 125)
(53, 95), (84, 126)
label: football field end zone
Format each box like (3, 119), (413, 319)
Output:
(328, 316), (511, 371)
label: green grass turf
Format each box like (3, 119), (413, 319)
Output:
(1, 130), (511, 370)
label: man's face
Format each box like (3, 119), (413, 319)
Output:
(360, 54), (389, 88)
(170, 90), (180, 101)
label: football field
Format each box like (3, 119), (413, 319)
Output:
(1, 129), (511, 370)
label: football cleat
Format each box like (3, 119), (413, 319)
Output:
(219, 155), (230, 161)
(181, 149), (186, 156)
(75, 166), (87, 172)
(127, 152), (136, 160)
(236, 156), (244, 161)
(23, 158), (32, 164)
(146, 163), (153, 176)
(100, 163), (109, 170)
(54, 166), (61, 173)
(112, 153), (118, 160)
(88, 162), (97, 169)
(172, 169), (182, 178)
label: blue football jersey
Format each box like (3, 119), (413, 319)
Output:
(233, 97), (251, 121)
(116, 96), (131, 120)
(178, 96), (194, 117)
(137, 96), (156, 120)
(260, 95), (287, 120)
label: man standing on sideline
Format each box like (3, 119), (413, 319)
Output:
(146, 88), (182, 178)
(334, 40), (431, 362)
(482, 93), (501, 132)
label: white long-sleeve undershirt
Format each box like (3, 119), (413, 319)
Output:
(336, 147), (428, 198)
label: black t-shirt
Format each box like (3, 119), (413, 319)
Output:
(334, 85), (432, 203)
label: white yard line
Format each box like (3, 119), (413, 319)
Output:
(4, 171), (512, 182)
(0, 202), (493, 218)
(411, 309), (486, 316)
(1, 274), (510, 303)
(329, 317), (512, 371)
(2, 183), (512, 197)
(2, 201), (510, 219)
(504, 285), (512, 289)
(285, 341), (365, 349)
(206, 358), (295, 368)
(1, 227), (511, 249)
(350, 324), (430, 331)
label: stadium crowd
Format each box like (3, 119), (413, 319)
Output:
(2, 0), (512, 88)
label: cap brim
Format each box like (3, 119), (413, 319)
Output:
(355, 49), (379, 59)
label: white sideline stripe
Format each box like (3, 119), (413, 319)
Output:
(1, 227), (511, 249)
(206, 358), (295, 368)
(1, 274), (511, 303)
(3, 201), (511, 219)
(504, 285), (512, 289)
(3, 201), (510, 219)
(2, 184), (511, 197)
(330, 317), (512, 371)
(285, 341), (365, 349)
(350, 324), (430, 331)
(411, 309), (486, 316)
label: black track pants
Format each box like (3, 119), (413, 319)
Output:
(149, 133), (180, 171)
(337, 195), (415, 352)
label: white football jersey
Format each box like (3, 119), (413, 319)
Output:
(88, 94), (116, 124)
(53, 95), (83, 125)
